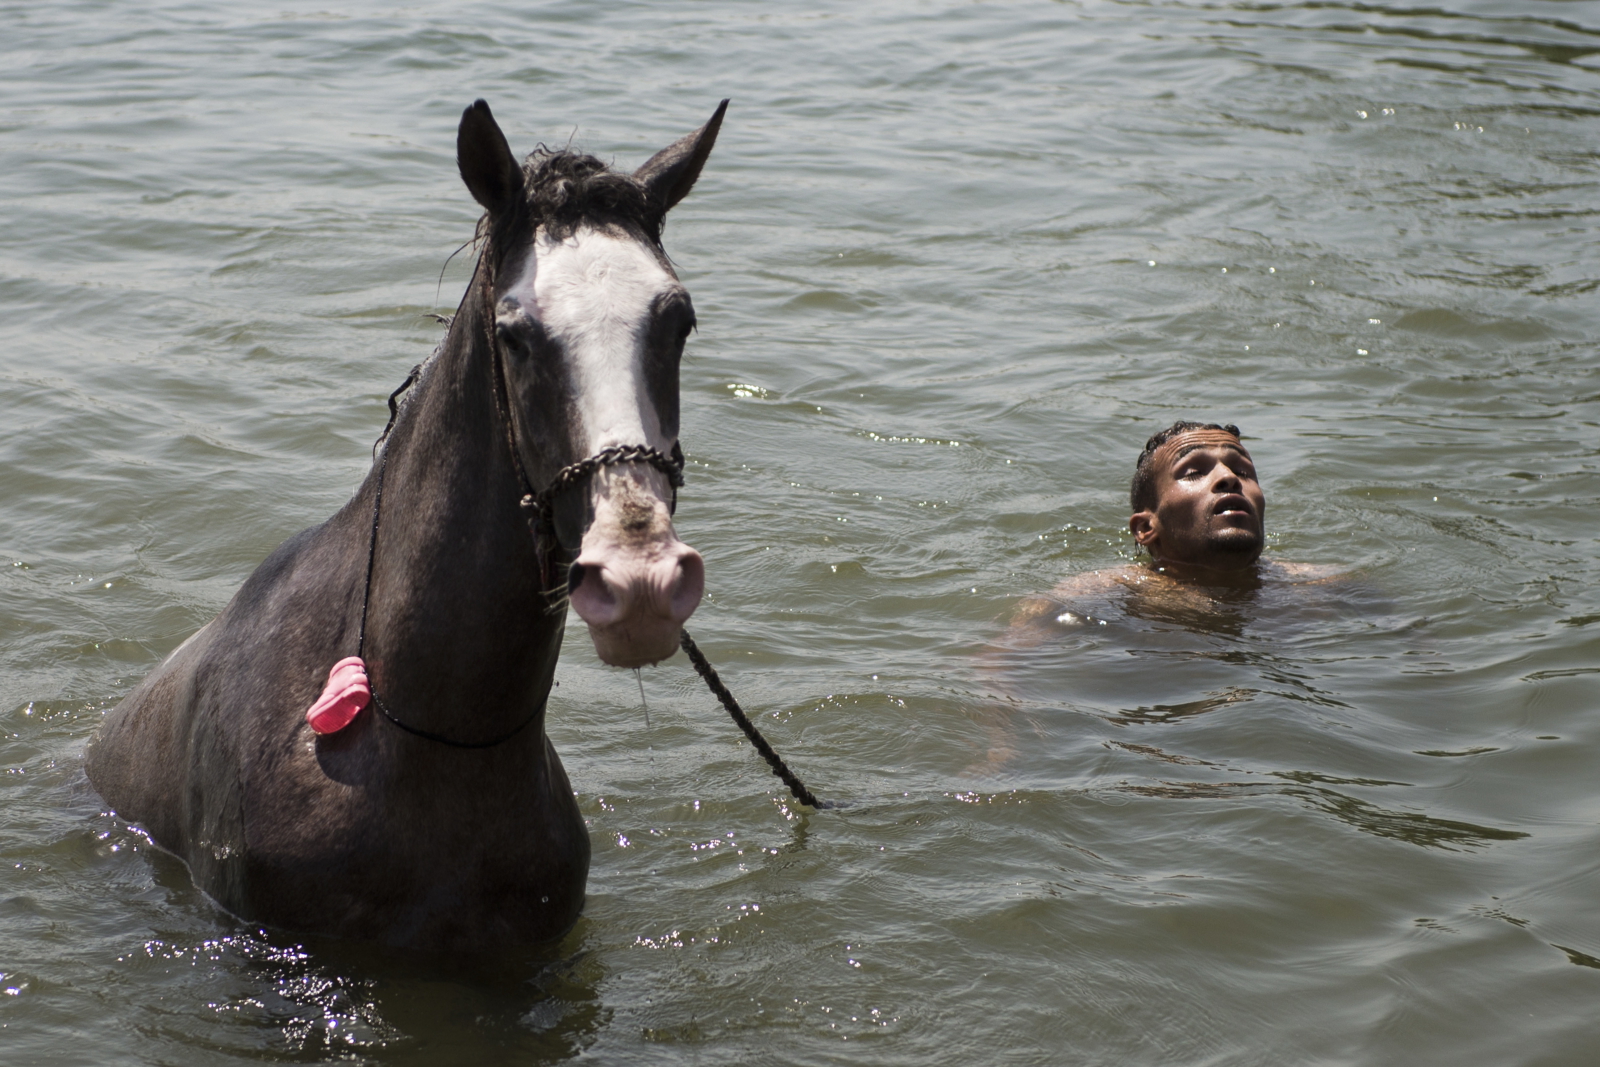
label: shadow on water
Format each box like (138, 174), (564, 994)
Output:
(1106, 685), (1257, 727)
(1119, 778), (1527, 852)
(1283, 784), (1529, 852)
(117, 837), (607, 1065)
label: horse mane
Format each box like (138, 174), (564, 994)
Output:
(468, 147), (660, 266)
(519, 148), (657, 244)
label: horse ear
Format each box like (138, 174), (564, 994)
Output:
(457, 99), (524, 215)
(634, 99), (728, 218)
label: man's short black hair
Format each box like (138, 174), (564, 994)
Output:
(1129, 421), (1243, 511)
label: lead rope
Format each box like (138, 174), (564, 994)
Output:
(679, 630), (835, 810)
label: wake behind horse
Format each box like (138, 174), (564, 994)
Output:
(85, 99), (725, 950)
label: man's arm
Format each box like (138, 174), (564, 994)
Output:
(1267, 560), (1342, 583)
(964, 567), (1132, 776)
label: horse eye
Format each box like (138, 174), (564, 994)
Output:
(497, 322), (533, 357)
(676, 319), (695, 346)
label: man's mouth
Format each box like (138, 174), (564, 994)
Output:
(1212, 494), (1253, 517)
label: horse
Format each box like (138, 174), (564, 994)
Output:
(85, 98), (725, 951)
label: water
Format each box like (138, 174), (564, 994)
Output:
(3, 0), (1599, 1062)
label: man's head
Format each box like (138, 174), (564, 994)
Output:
(1128, 421), (1265, 573)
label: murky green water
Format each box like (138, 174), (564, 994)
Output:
(4, 1), (1599, 1062)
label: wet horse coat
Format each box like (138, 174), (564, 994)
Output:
(85, 100), (724, 950)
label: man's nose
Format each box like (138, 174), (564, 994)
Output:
(1212, 466), (1242, 491)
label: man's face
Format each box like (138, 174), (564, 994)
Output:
(1130, 430), (1266, 571)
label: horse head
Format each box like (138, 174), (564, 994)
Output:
(456, 100), (723, 668)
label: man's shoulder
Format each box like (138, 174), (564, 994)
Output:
(1041, 559), (1347, 604)
(1013, 559), (1346, 627)
(1047, 564), (1149, 600)
(1004, 567), (1131, 629)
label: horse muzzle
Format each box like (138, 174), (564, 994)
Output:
(567, 529), (704, 668)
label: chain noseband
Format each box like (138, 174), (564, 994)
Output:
(518, 442), (685, 570)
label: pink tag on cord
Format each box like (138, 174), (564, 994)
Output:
(306, 656), (371, 735)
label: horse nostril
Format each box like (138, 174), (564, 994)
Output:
(567, 562), (587, 592)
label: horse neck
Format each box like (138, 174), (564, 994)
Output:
(357, 255), (565, 747)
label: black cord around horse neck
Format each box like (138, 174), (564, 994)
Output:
(355, 440), (544, 749)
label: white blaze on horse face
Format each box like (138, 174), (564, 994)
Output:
(503, 224), (704, 668)
(507, 226), (675, 455)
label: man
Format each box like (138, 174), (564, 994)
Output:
(1031, 420), (1327, 610)
(966, 421), (1333, 774)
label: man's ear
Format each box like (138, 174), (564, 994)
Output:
(1130, 511), (1159, 548)
(457, 99), (524, 216)
(634, 99), (728, 221)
